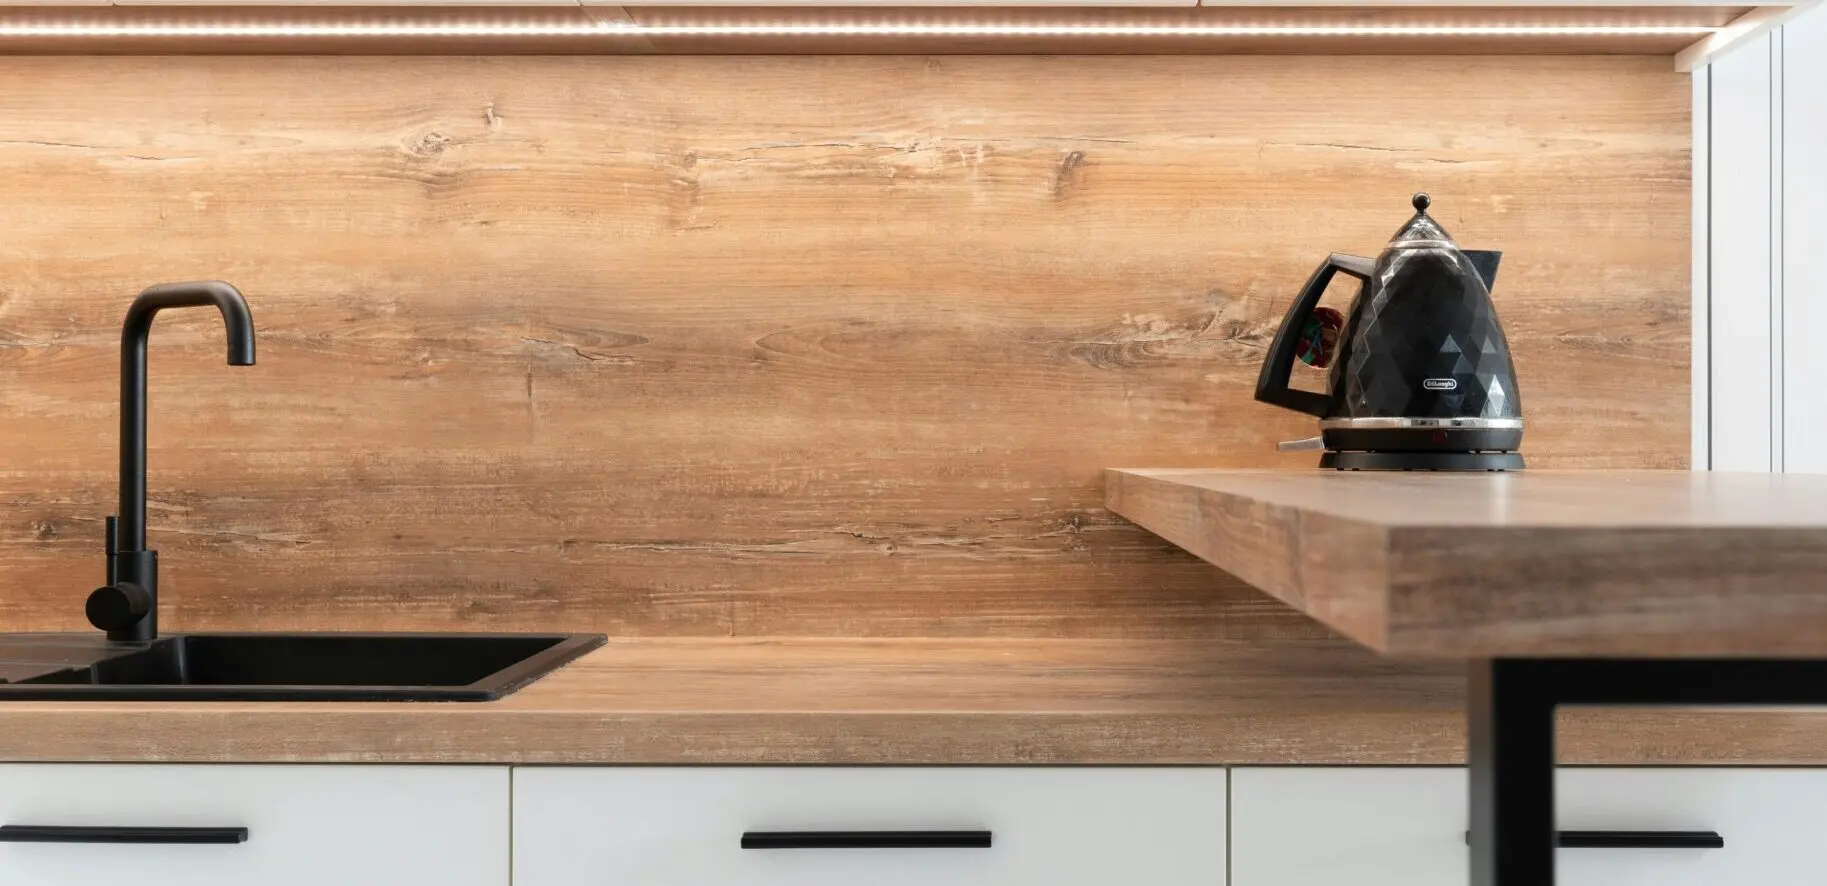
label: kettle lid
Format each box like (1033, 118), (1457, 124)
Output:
(1387, 193), (1457, 250)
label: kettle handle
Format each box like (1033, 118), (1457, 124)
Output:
(1254, 252), (1375, 418)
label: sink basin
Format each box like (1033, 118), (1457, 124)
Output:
(0, 632), (605, 701)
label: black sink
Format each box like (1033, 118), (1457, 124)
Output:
(0, 632), (605, 701)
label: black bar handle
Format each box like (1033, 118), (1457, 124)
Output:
(1463, 830), (1722, 850)
(742, 830), (991, 850)
(0, 825), (249, 845)
(1254, 251), (1375, 418)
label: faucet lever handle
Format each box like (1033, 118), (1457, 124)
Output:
(87, 582), (151, 634)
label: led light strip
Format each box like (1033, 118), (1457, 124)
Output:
(0, 21), (1719, 38)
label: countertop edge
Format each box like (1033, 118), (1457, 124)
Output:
(9, 707), (1827, 766)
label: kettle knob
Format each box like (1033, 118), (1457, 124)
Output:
(86, 582), (152, 633)
(1412, 192), (1431, 212)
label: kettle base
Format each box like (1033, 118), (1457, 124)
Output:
(1321, 451), (1524, 471)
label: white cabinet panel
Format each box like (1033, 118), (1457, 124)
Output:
(1710, 35), (1777, 471)
(514, 767), (1226, 886)
(1234, 768), (1465, 886)
(1232, 767), (1827, 886)
(1693, 70), (1712, 467)
(1782, 6), (1827, 471)
(0, 764), (508, 886)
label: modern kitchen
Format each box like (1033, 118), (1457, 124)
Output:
(0, 2), (1822, 884)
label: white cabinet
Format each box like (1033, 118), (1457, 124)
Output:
(1696, 2), (1827, 471)
(9, 761), (1824, 886)
(1231, 767), (1827, 886)
(0, 764), (509, 886)
(513, 766), (1227, 886)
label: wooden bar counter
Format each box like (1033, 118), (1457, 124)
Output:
(1107, 467), (1827, 886)
(1106, 469), (1827, 658)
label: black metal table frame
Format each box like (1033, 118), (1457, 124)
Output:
(1469, 658), (1827, 885)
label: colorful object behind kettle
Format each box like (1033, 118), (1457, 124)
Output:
(1296, 307), (1344, 368)
(1253, 194), (1524, 471)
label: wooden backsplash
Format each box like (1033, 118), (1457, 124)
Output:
(0, 55), (1689, 637)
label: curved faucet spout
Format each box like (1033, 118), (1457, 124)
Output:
(106, 280), (256, 641)
(125, 280), (256, 369)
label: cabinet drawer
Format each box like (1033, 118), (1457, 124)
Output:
(1232, 767), (1827, 886)
(0, 764), (507, 886)
(514, 767), (1225, 886)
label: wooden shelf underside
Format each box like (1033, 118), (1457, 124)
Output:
(0, 4), (1794, 61)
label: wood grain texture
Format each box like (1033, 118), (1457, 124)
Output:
(0, 638), (1820, 764)
(1107, 469), (1827, 658)
(0, 56), (1688, 643)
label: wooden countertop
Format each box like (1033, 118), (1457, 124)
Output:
(1106, 469), (1827, 659)
(6, 637), (1827, 765)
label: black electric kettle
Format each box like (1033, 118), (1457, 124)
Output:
(1254, 194), (1523, 471)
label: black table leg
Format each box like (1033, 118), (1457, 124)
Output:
(1464, 657), (1827, 886)
(1469, 659), (1556, 886)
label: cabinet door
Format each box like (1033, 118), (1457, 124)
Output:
(0, 764), (508, 886)
(1231, 767), (1827, 886)
(514, 767), (1226, 886)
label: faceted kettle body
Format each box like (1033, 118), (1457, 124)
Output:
(1254, 194), (1524, 469)
(1333, 246), (1516, 421)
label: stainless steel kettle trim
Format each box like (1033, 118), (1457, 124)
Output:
(1317, 417), (1524, 430)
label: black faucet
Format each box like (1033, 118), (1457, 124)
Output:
(86, 281), (255, 641)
